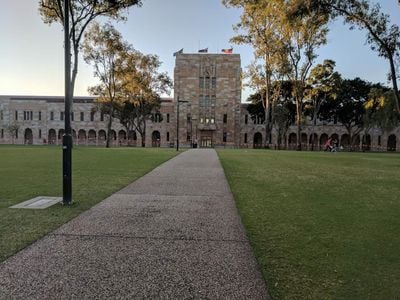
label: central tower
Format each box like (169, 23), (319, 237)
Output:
(174, 53), (241, 147)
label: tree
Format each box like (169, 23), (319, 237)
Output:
(223, 0), (288, 147)
(321, 78), (377, 149)
(305, 59), (340, 150)
(116, 52), (172, 147)
(294, 0), (400, 114)
(283, 2), (329, 150)
(39, 0), (142, 96)
(364, 88), (399, 135)
(83, 22), (130, 147)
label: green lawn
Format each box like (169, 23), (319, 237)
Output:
(0, 145), (177, 262)
(218, 150), (400, 299)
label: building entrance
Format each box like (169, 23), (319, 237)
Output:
(200, 131), (214, 148)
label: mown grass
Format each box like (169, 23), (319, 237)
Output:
(218, 149), (400, 299)
(0, 145), (177, 262)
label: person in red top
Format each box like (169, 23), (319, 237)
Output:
(324, 137), (333, 151)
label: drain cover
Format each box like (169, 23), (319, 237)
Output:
(10, 197), (62, 209)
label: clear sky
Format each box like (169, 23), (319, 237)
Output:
(0, 0), (399, 101)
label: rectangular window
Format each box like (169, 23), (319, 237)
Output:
(39, 129), (42, 139)
(199, 77), (204, 89)
(91, 111), (95, 122)
(50, 111), (54, 121)
(80, 112), (84, 121)
(24, 111), (27, 120)
(223, 132), (227, 142)
(245, 114), (248, 124)
(211, 77), (216, 89)
(378, 136), (381, 146)
(223, 114), (227, 124)
(71, 112), (74, 121)
(30, 111), (33, 120)
(187, 114), (191, 123)
(100, 112), (104, 122)
(15, 129), (18, 139)
(1, 129), (3, 138)
(187, 134), (191, 142)
(167, 132), (170, 141)
(60, 111), (64, 121)
(0, 110), (3, 120)
(244, 133), (248, 144)
(15, 110), (18, 120)
(167, 114), (170, 123)
(38, 111), (41, 121)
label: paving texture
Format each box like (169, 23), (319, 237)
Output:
(0, 149), (268, 299)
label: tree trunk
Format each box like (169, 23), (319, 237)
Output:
(296, 97), (302, 151)
(106, 110), (113, 148)
(388, 55), (400, 114)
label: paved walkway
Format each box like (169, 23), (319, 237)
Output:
(0, 149), (268, 299)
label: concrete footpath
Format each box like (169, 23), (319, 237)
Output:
(0, 149), (268, 299)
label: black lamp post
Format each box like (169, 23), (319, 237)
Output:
(176, 97), (188, 151)
(62, 0), (72, 205)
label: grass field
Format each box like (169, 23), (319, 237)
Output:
(218, 150), (400, 299)
(0, 145), (177, 262)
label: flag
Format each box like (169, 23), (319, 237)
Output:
(198, 48), (208, 53)
(221, 47), (233, 54)
(173, 48), (183, 56)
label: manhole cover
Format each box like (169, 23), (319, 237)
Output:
(10, 197), (62, 209)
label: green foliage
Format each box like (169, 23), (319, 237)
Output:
(0, 146), (177, 262)
(38, 0), (142, 94)
(219, 149), (400, 299)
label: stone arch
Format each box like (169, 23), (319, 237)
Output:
(128, 130), (137, 146)
(341, 134), (350, 147)
(152, 130), (161, 147)
(353, 134), (361, 151)
(118, 130), (126, 140)
(88, 130), (96, 141)
(320, 133), (328, 149)
(58, 129), (65, 140)
(301, 133), (307, 149)
(111, 130), (117, 141)
(253, 132), (263, 149)
(309, 133), (318, 150)
(387, 134), (396, 151)
(24, 128), (33, 144)
(362, 134), (371, 151)
(48, 129), (56, 144)
(78, 129), (86, 145)
(288, 133), (297, 150)
(98, 130), (106, 142)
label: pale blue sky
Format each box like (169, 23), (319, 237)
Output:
(0, 0), (399, 101)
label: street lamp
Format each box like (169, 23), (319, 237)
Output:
(62, 0), (73, 205)
(176, 97), (188, 151)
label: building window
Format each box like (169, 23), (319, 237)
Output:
(210, 118), (215, 124)
(378, 136), (381, 146)
(187, 134), (191, 142)
(15, 110), (18, 120)
(245, 114), (248, 124)
(223, 132), (227, 142)
(0, 110), (3, 120)
(187, 113), (191, 123)
(244, 133), (248, 144)
(60, 111), (64, 121)
(223, 114), (227, 124)
(30, 111), (33, 120)
(71, 112), (74, 121)
(211, 77), (216, 89)
(50, 111), (54, 121)
(15, 129), (18, 139)
(38, 111), (41, 121)
(91, 111), (95, 122)
(167, 132), (170, 141)
(100, 112), (104, 122)
(167, 113), (170, 123)
(80, 112), (84, 121)
(1, 129), (3, 138)
(24, 111), (33, 120)
(39, 129), (42, 139)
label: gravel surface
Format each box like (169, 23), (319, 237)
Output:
(0, 149), (268, 299)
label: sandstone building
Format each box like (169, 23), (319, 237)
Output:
(0, 53), (399, 151)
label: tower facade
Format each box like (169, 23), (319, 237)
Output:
(174, 53), (242, 147)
